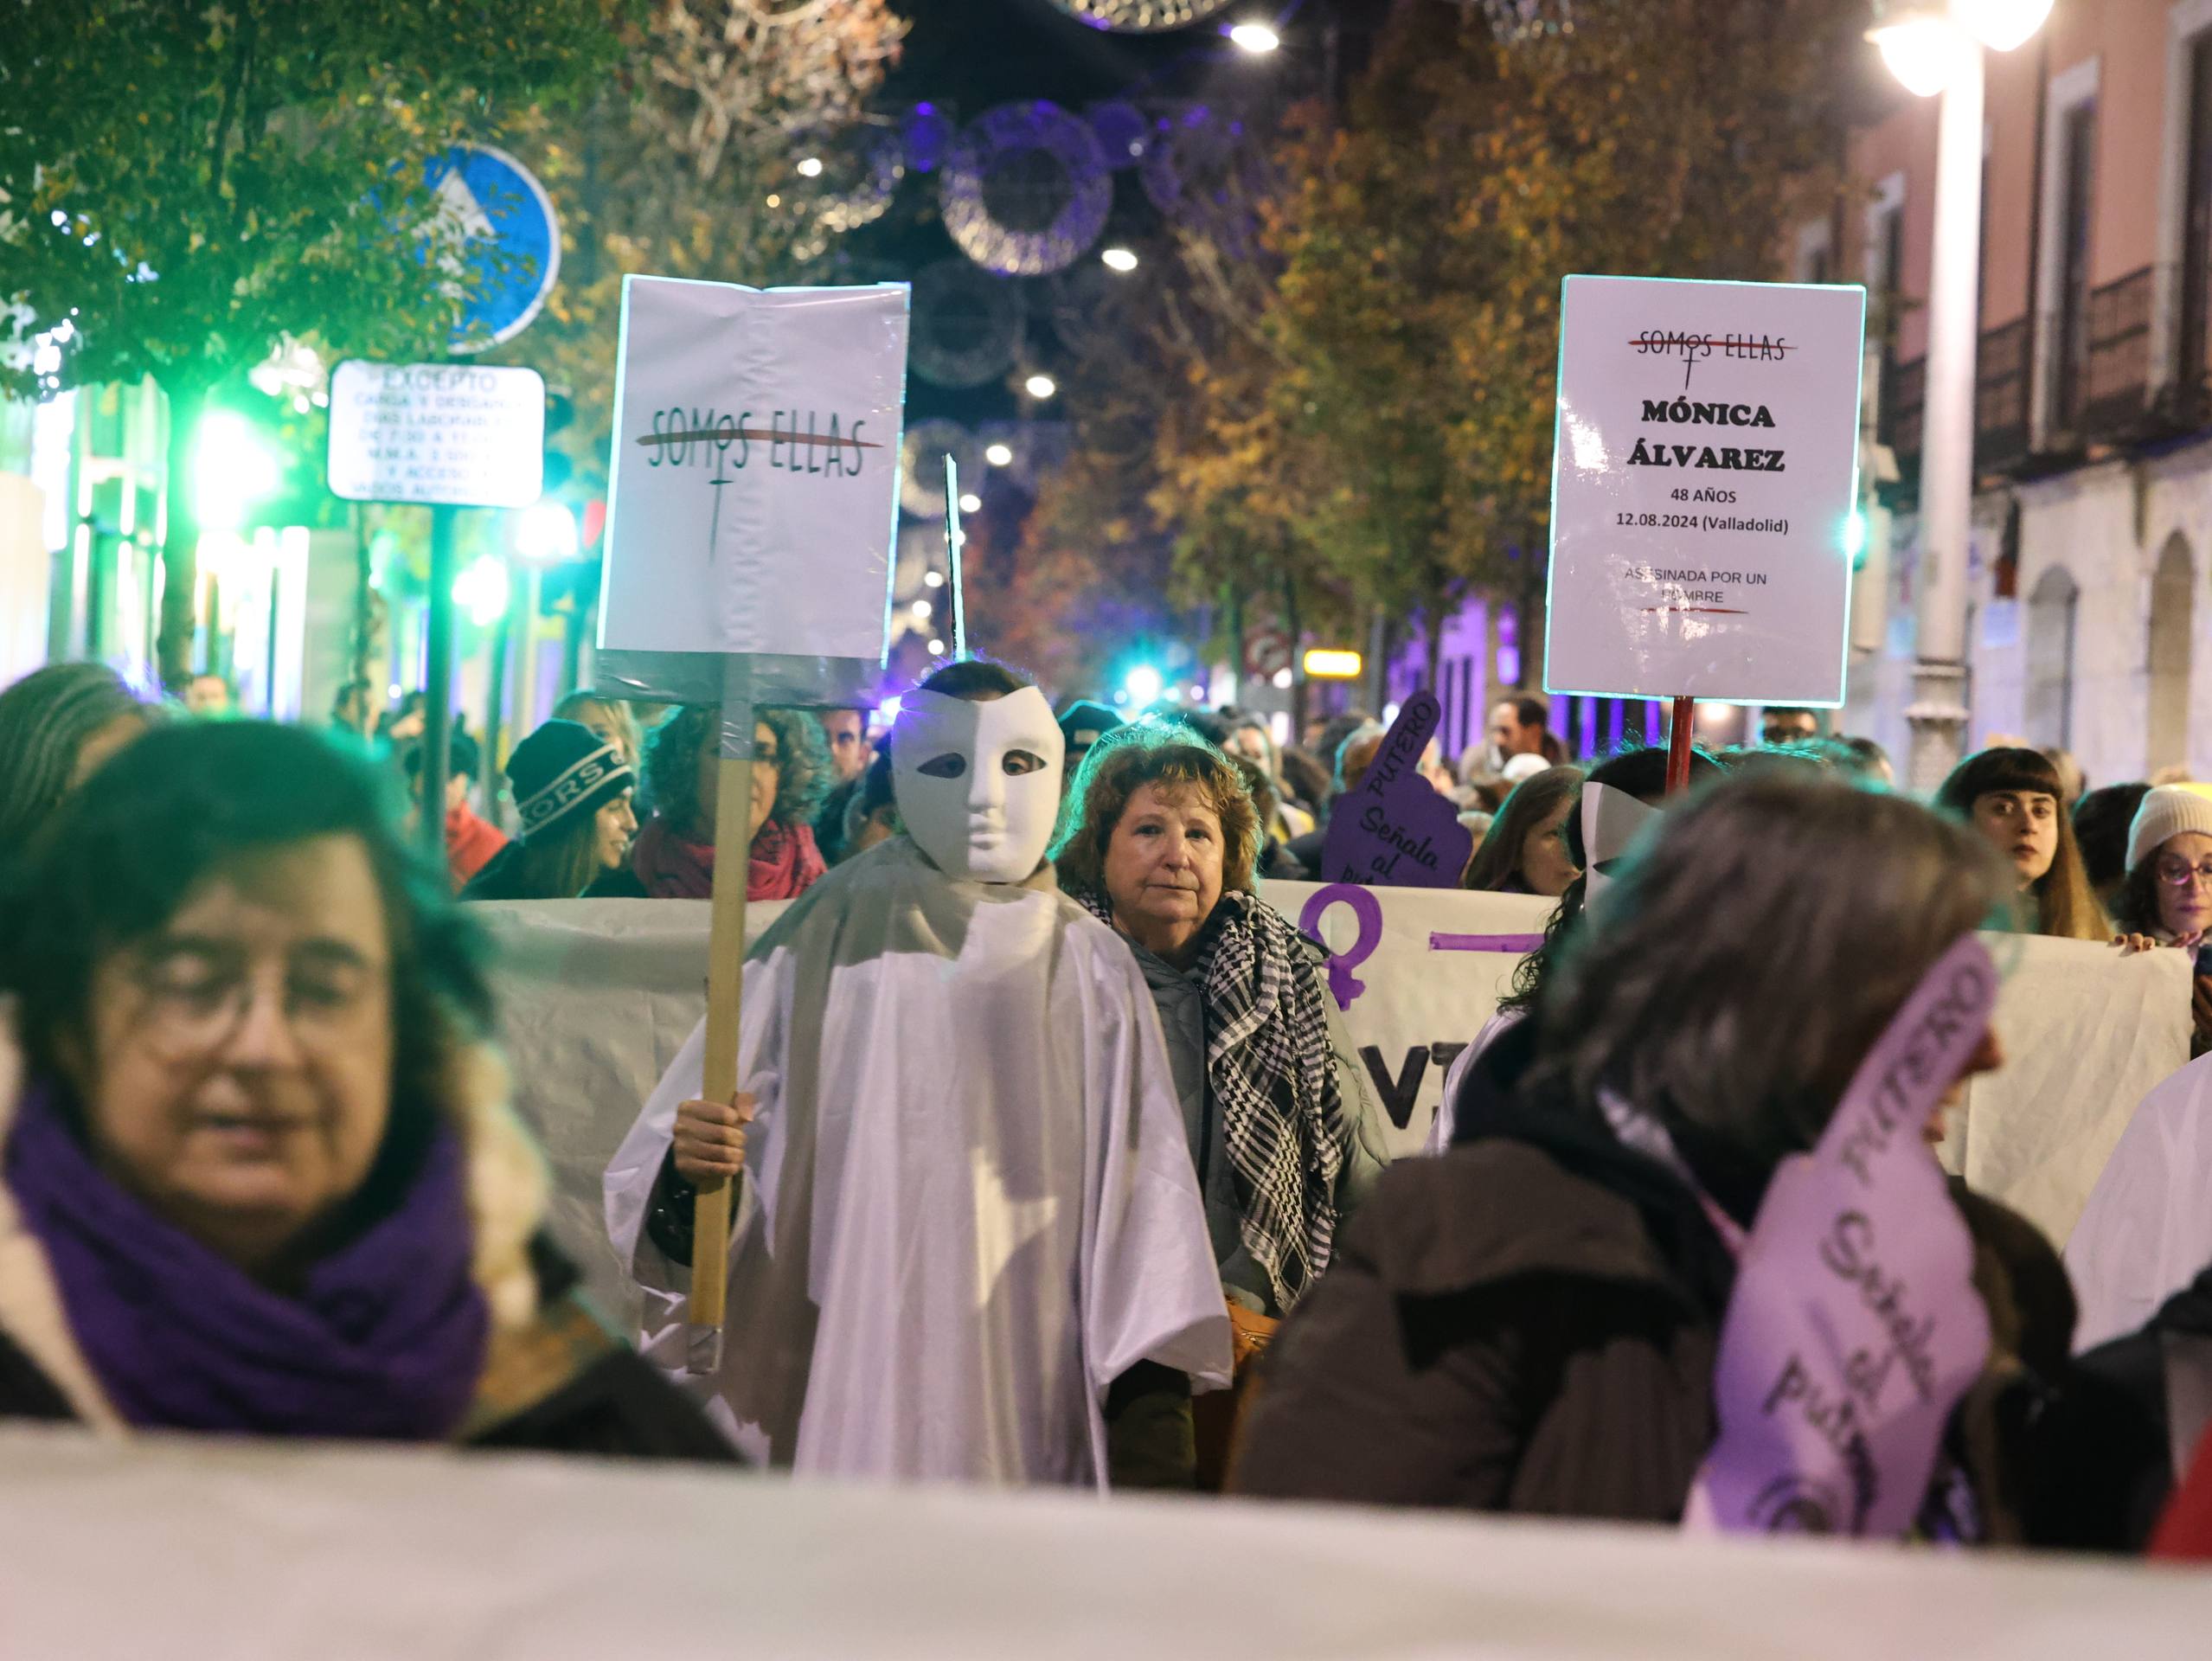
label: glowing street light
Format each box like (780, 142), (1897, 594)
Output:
(911, 599), (933, 619)
(514, 501), (580, 563)
(1302, 648), (1362, 680)
(1121, 664), (1164, 707)
(1228, 21), (1280, 53)
(192, 410), (280, 533)
(452, 553), (511, 629)
(1869, 0), (2053, 785)
(1023, 373), (1057, 400)
(926, 637), (946, 655)
(1101, 247), (1139, 273)
(984, 443), (1014, 467)
(797, 157), (824, 178)
(958, 492), (983, 514)
(924, 569), (945, 587)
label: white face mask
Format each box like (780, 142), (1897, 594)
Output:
(892, 687), (1065, 883)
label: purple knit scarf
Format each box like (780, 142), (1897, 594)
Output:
(6, 1080), (490, 1440)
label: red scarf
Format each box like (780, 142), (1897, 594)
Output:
(630, 816), (824, 901)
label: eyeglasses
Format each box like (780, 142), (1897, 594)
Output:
(2157, 856), (2212, 889)
(125, 945), (383, 1063)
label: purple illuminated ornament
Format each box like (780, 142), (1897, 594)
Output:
(940, 100), (1111, 277)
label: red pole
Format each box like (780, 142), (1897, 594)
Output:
(1665, 695), (1696, 794)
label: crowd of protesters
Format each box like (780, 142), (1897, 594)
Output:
(11, 659), (2212, 1559)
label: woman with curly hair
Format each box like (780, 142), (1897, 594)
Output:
(599, 705), (830, 902)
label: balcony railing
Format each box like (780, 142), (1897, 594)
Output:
(2046, 264), (2154, 446)
(1975, 318), (2030, 472)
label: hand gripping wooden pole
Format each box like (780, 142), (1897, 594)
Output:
(685, 660), (756, 1375)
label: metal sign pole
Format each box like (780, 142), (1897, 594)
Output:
(944, 455), (966, 659)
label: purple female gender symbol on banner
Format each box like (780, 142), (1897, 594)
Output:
(1298, 883), (1384, 1012)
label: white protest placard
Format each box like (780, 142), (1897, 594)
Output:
(597, 277), (908, 666)
(1544, 276), (1867, 705)
(326, 360), (545, 508)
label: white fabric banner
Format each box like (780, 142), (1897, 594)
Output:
(3, 1428), (2206, 1659)
(476, 891), (2189, 1331)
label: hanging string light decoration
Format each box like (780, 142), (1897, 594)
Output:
(1047, 0), (1237, 29)
(901, 102), (956, 174)
(901, 420), (985, 519)
(1087, 101), (1151, 170)
(940, 100), (1112, 277)
(1138, 103), (1273, 261)
(908, 259), (1028, 388)
(813, 129), (907, 234)
(1477, 0), (1578, 42)
(975, 419), (1073, 498)
(1048, 260), (1143, 360)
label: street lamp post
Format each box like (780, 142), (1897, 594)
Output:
(1870, 0), (2052, 791)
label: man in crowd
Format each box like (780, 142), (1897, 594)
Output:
(404, 728), (509, 893)
(817, 708), (872, 784)
(1055, 698), (1123, 793)
(183, 672), (234, 717)
(1760, 705), (1821, 747)
(1490, 696), (1562, 766)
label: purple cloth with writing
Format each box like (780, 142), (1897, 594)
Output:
(1683, 935), (1996, 1536)
(5, 1080), (489, 1440)
(1319, 692), (1472, 889)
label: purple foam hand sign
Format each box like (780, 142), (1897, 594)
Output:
(1319, 691), (1473, 890)
(1683, 933), (1997, 1538)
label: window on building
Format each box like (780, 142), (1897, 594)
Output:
(2150, 534), (2196, 773)
(2180, 35), (2212, 400)
(1874, 203), (1906, 446)
(2052, 101), (2099, 432)
(2026, 564), (2081, 749)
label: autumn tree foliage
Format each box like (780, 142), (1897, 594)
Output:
(1029, 0), (1861, 698)
(503, 0), (909, 483)
(0, 0), (634, 683)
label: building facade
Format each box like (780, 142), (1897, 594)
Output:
(1835, 0), (2212, 790)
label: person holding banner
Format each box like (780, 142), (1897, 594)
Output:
(1053, 724), (1392, 1324)
(1935, 748), (2107, 942)
(604, 660), (1231, 1486)
(1234, 775), (2036, 1530)
(0, 722), (732, 1459)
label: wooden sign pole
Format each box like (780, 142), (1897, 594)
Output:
(686, 658), (756, 1375)
(1664, 694), (1696, 795)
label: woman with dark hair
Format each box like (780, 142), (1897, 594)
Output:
(1234, 774), (2018, 1522)
(461, 720), (637, 902)
(1935, 747), (2106, 940)
(0, 662), (156, 850)
(2076, 781), (2153, 914)
(1054, 723), (1390, 1324)
(0, 721), (729, 1457)
(610, 705), (830, 901)
(1461, 765), (1584, 895)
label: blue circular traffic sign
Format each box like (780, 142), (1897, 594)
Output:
(423, 144), (561, 353)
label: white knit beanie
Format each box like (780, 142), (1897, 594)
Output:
(2125, 784), (2212, 873)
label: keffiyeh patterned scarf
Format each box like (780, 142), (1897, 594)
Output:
(1079, 885), (1348, 1311)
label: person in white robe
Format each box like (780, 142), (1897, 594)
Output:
(605, 663), (1231, 1485)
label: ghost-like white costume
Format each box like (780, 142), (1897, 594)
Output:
(604, 688), (1231, 1485)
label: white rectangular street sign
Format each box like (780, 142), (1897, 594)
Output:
(1544, 275), (1868, 706)
(326, 360), (546, 509)
(597, 277), (908, 664)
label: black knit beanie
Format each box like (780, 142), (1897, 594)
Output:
(506, 719), (634, 844)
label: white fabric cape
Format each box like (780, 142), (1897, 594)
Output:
(605, 837), (1232, 1485)
(2066, 1049), (2212, 1351)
